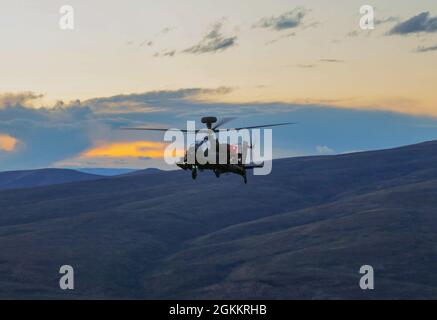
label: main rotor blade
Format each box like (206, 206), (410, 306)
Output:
(212, 117), (236, 131)
(120, 127), (198, 133)
(230, 122), (297, 131)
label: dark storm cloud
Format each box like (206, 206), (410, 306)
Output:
(183, 20), (237, 54)
(254, 8), (308, 31)
(388, 12), (437, 35)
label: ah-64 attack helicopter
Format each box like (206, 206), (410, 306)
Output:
(122, 117), (294, 183)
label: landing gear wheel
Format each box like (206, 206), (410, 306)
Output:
(243, 174), (247, 184)
(192, 167), (197, 180)
(214, 170), (220, 178)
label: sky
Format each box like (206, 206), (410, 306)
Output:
(1, 0), (437, 171)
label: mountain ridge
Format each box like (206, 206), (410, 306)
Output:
(0, 168), (103, 191)
(1, 139), (437, 298)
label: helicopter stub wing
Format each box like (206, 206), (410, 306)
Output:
(243, 162), (264, 169)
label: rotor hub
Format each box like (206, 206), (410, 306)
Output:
(201, 116), (217, 129)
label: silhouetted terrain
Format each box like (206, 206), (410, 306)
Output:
(120, 168), (164, 176)
(77, 168), (137, 176)
(1, 140), (437, 299)
(0, 168), (102, 191)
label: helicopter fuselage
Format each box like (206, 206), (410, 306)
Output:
(176, 142), (262, 183)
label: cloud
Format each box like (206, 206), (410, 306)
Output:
(84, 87), (233, 111)
(415, 44), (437, 53)
(0, 102), (97, 169)
(346, 30), (360, 38)
(319, 59), (344, 63)
(254, 8), (308, 31)
(265, 32), (295, 45)
(0, 92), (43, 108)
(316, 145), (335, 155)
(0, 134), (18, 152)
(139, 40), (153, 47)
(56, 140), (184, 169)
(0, 88), (236, 169)
(159, 26), (176, 35)
(153, 49), (176, 58)
(184, 20), (237, 54)
(388, 12), (437, 35)
(133, 26), (175, 48)
(4, 87), (437, 171)
(296, 64), (316, 68)
(375, 16), (400, 26)
(346, 17), (398, 38)
(81, 141), (169, 159)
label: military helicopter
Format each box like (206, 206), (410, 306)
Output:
(122, 117), (294, 183)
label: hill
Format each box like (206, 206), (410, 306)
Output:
(1, 140), (437, 299)
(76, 168), (137, 176)
(0, 168), (102, 190)
(120, 168), (164, 176)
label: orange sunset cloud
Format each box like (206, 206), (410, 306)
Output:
(81, 140), (183, 159)
(0, 134), (18, 152)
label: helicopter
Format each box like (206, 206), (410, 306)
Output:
(122, 117), (294, 183)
